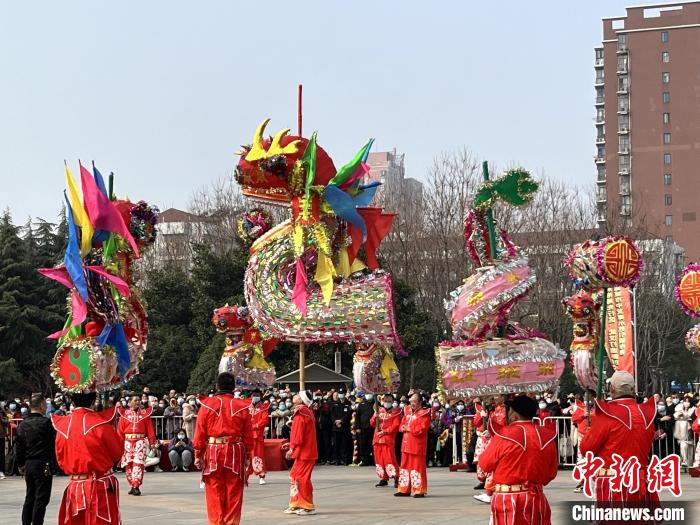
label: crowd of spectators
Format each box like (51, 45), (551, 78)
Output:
(2, 386), (699, 479)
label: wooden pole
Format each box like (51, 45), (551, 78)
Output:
(299, 342), (306, 390)
(297, 84), (303, 137)
(596, 289), (608, 398)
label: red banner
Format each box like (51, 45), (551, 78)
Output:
(605, 287), (635, 375)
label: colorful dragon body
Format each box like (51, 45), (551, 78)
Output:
(233, 119), (402, 392)
(562, 290), (600, 390)
(213, 305), (277, 388)
(438, 169), (565, 397)
(234, 120), (401, 347)
(39, 164), (158, 392)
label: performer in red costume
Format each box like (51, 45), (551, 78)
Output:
(284, 390), (318, 516)
(478, 394), (558, 525)
(580, 371), (658, 521)
(193, 372), (254, 525)
(52, 391), (124, 525)
(370, 393), (402, 488)
(395, 392), (431, 498)
(116, 395), (157, 496)
(248, 388), (269, 485)
(570, 393), (593, 493)
(474, 396), (507, 503)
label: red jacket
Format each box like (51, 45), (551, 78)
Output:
(116, 406), (156, 445)
(478, 420), (558, 486)
(290, 405), (318, 461)
(193, 394), (254, 462)
(580, 397), (656, 468)
(371, 407), (402, 446)
(474, 403), (506, 431)
(570, 400), (590, 436)
(400, 406), (430, 456)
(52, 407), (123, 475)
(249, 401), (270, 442)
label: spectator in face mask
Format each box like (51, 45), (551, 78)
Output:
(168, 428), (194, 472)
(164, 398), (182, 439)
(653, 400), (675, 458)
(182, 395), (198, 443)
(674, 397), (695, 467)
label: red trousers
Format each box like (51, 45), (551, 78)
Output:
(490, 487), (550, 525)
(397, 452), (427, 495)
(203, 468), (245, 525)
(374, 443), (398, 481)
(594, 475), (660, 524)
(251, 438), (266, 478)
(121, 437), (147, 488)
(289, 459), (315, 510)
(58, 474), (120, 525)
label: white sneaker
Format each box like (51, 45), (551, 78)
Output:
(259, 478), (266, 485)
(283, 507), (298, 514)
(473, 493), (491, 504)
(0, 472), (5, 479)
(295, 509), (316, 515)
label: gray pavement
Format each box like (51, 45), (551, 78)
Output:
(1, 466), (699, 524)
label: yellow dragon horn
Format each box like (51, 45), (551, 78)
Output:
(244, 118), (271, 161)
(268, 128), (301, 157)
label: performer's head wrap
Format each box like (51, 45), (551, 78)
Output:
(299, 389), (313, 407)
(506, 394), (537, 419)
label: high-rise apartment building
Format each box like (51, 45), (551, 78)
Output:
(595, 2), (700, 260)
(365, 149), (423, 210)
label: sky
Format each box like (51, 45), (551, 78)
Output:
(0, 0), (633, 223)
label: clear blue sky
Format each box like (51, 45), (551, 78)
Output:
(0, 0), (632, 223)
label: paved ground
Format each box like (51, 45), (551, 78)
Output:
(2, 465), (699, 524)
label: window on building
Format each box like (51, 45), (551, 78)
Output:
(597, 166), (606, 181)
(663, 112), (670, 124)
(619, 115), (629, 131)
(619, 34), (627, 44)
(665, 215), (673, 226)
(663, 133), (671, 144)
(664, 153), (672, 164)
(618, 76), (629, 92)
(663, 92), (670, 104)
(617, 56), (628, 71)
(619, 136), (630, 152)
(597, 146), (605, 157)
(662, 72), (670, 83)
(618, 96), (629, 112)
(661, 31), (669, 43)
(597, 108), (605, 120)
(662, 51), (670, 63)
(619, 156), (630, 170)
(665, 194), (672, 205)
(619, 174), (631, 194)
(665, 235), (673, 243)
(595, 48), (604, 60)
(664, 173), (672, 185)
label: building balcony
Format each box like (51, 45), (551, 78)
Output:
(596, 136), (605, 145)
(616, 65), (628, 74)
(618, 146), (630, 154)
(595, 117), (605, 125)
(618, 127), (629, 135)
(617, 86), (629, 95)
(618, 167), (630, 175)
(595, 78), (605, 87)
(617, 106), (629, 115)
(617, 45), (628, 54)
(595, 156), (606, 164)
(620, 206), (632, 216)
(595, 96), (605, 106)
(619, 188), (631, 196)
(595, 58), (604, 68)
